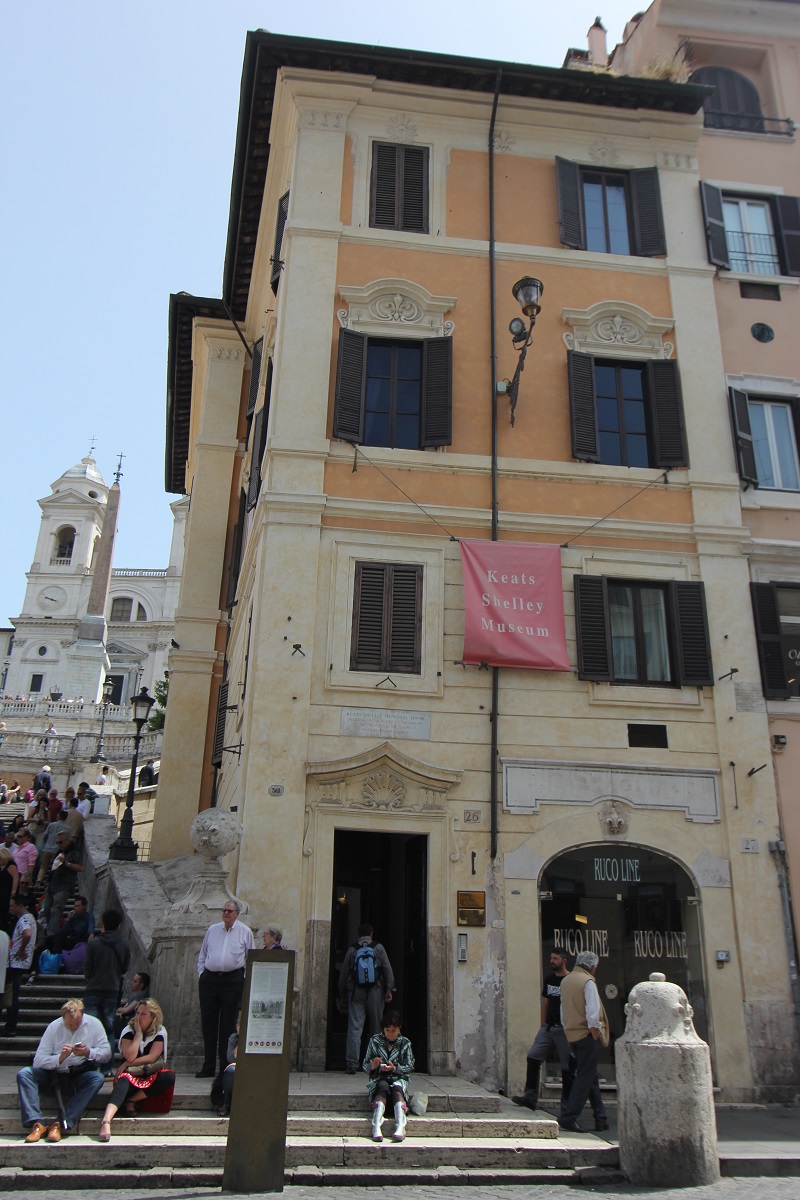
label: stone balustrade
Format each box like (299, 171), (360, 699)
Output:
(0, 698), (133, 721)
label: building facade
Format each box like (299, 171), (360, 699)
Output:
(154, 12), (799, 1100)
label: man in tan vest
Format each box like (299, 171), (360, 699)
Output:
(558, 949), (606, 1132)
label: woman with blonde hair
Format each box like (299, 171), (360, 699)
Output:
(97, 998), (176, 1141)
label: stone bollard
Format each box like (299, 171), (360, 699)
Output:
(616, 972), (719, 1187)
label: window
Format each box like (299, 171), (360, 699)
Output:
(568, 352), (687, 468)
(556, 157), (665, 257)
(574, 576), (713, 687)
(751, 583), (800, 698)
(351, 562), (422, 674)
(700, 183), (800, 277)
(136, 603), (148, 622)
(226, 490), (247, 608)
(247, 360), (272, 511)
(54, 526), (75, 561)
(211, 681), (229, 767)
(690, 66), (764, 134)
(729, 388), (800, 490)
(110, 597), (133, 622)
(370, 143), (429, 234)
(333, 329), (452, 449)
(30, 674), (43, 694)
(270, 192), (289, 294)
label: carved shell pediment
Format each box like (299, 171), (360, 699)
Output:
(308, 740), (459, 816)
(562, 301), (674, 361)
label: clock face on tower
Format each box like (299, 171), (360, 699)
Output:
(37, 585), (68, 612)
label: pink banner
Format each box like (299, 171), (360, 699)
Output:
(459, 540), (569, 671)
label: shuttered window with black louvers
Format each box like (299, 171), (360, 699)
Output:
(630, 168), (666, 257)
(729, 387), (759, 486)
(370, 143), (429, 234)
(556, 157), (665, 256)
(670, 582), (714, 686)
(246, 338), (263, 420)
(648, 360), (687, 466)
(574, 576), (611, 680)
(699, 182), (731, 270)
(270, 191), (289, 295)
(351, 562), (422, 674)
(700, 184), (800, 277)
(211, 681), (229, 767)
(751, 582), (790, 698)
(226, 490), (246, 608)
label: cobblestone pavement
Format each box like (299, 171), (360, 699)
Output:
(9, 1182), (800, 1200)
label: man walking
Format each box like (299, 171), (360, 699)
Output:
(512, 947), (573, 1111)
(196, 900), (254, 1088)
(42, 833), (83, 936)
(558, 950), (608, 1133)
(338, 922), (395, 1075)
(83, 909), (131, 1046)
(3, 896), (36, 1036)
(17, 998), (109, 1142)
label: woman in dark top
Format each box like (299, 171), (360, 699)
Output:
(98, 998), (175, 1140)
(0, 848), (19, 931)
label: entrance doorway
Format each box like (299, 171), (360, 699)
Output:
(327, 830), (428, 1071)
(540, 844), (707, 1081)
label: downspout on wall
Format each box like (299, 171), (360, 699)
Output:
(488, 70), (502, 861)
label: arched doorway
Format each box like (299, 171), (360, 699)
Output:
(540, 844), (708, 1080)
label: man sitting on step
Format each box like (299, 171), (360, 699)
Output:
(17, 998), (110, 1143)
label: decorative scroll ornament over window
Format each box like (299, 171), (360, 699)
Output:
(338, 278), (456, 339)
(562, 301), (675, 360)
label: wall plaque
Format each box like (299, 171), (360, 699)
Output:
(457, 890), (486, 927)
(340, 708), (430, 740)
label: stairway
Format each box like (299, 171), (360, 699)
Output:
(0, 1073), (619, 1189)
(0, 975), (86, 1066)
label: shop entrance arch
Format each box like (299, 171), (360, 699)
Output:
(540, 843), (708, 1080)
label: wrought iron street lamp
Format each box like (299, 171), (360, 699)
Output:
(506, 276), (544, 426)
(90, 678), (116, 764)
(109, 685), (155, 862)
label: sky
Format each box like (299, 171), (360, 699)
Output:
(1, 0), (642, 625)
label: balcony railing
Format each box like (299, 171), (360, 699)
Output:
(725, 229), (781, 276)
(0, 728), (162, 763)
(705, 110), (795, 137)
(49, 556), (73, 567)
(0, 698), (133, 721)
(112, 568), (168, 578)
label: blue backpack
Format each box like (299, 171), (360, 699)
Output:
(352, 942), (379, 986)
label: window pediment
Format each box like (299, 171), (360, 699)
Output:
(562, 301), (674, 360)
(338, 278), (456, 339)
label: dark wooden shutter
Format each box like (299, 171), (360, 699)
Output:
(751, 582), (790, 698)
(246, 338), (263, 419)
(211, 681), (229, 767)
(246, 407), (266, 510)
(647, 359), (687, 467)
(699, 182), (731, 269)
(630, 168), (666, 256)
(421, 337), (452, 446)
(388, 565), (422, 672)
(400, 146), (429, 234)
(574, 576), (612, 681)
(729, 387), (759, 486)
(371, 143), (399, 229)
(670, 582), (713, 687)
(774, 195), (800, 277)
(556, 157), (585, 249)
(351, 563), (387, 671)
(270, 191), (290, 294)
(568, 351), (599, 461)
(333, 329), (367, 442)
(226, 490), (246, 608)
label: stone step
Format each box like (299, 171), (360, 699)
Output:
(0, 1111), (557, 1139)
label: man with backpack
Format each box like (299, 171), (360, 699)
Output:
(338, 923), (395, 1075)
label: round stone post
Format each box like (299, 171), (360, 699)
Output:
(616, 972), (719, 1187)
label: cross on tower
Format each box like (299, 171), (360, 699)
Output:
(114, 452), (125, 484)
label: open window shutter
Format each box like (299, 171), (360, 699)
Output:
(630, 167), (666, 256)
(388, 565), (422, 673)
(751, 582), (790, 698)
(699, 182), (731, 269)
(400, 146), (429, 233)
(371, 143), (399, 229)
(351, 562), (387, 671)
(270, 191), (290, 294)
(246, 338), (263, 419)
(774, 195), (800, 277)
(728, 387), (759, 486)
(211, 681), (229, 767)
(556, 157), (585, 249)
(647, 359), (687, 467)
(574, 576), (612, 681)
(246, 407), (266, 510)
(333, 329), (367, 442)
(568, 351), (599, 461)
(671, 581), (713, 686)
(421, 337), (452, 446)
(226, 490), (246, 608)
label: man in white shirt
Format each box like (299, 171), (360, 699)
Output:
(196, 900), (254, 1090)
(17, 998), (110, 1142)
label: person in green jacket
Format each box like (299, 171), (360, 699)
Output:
(363, 1010), (414, 1143)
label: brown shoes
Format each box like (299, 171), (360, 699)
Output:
(45, 1123), (62, 1143)
(24, 1121), (48, 1143)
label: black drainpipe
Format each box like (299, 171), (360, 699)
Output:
(488, 69), (502, 860)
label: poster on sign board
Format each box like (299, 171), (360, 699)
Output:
(459, 540), (569, 671)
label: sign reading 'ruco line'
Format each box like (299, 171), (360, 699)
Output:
(459, 540), (569, 672)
